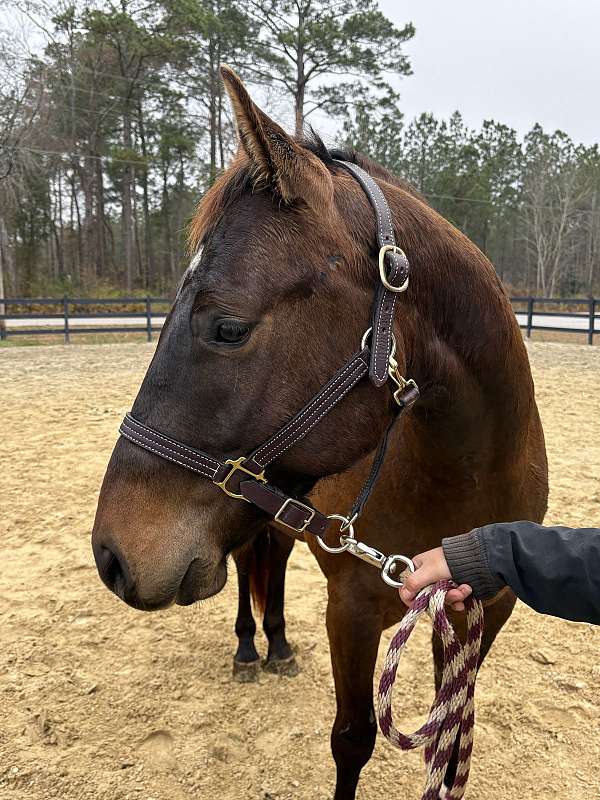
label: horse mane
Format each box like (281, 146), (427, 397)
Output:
(188, 132), (426, 253)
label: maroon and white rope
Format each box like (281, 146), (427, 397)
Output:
(377, 581), (484, 800)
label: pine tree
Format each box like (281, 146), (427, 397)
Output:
(243, 0), (414, 136)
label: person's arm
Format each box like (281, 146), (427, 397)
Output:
(401, 521), (600, 625)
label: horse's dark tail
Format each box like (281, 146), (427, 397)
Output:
(248, 530), (270, 615)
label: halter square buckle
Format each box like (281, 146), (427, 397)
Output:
(214, 457), (266, 501)
(274, 498), (316, 533)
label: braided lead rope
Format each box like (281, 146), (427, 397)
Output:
(377, 581), (484, 800)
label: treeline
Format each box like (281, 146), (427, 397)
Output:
(344, 105), (600, 297)
(0, 0), (412, 297)
(1, 1), (599, 300)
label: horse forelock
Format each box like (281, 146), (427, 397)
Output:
(188, 154), (254, 255)
(185, 135), (499, 335)
(186, 137), (399, 284)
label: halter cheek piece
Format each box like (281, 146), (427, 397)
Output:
(119, 161), (420, 587)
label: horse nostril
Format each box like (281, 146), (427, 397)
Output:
(94, 542), (135, 602)
(103, 548), (123, 589)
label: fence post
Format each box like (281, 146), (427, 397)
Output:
(526, 297), (534, 338)
(146, 296), (152, 342)
(589, 297), (596, 346)
(63, 294), (70, 344)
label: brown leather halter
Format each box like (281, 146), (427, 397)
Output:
(119, 161), (420, 583)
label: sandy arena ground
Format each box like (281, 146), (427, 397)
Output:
(1, 341), (599, 800)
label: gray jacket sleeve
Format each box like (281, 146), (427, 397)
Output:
(442, 522), (600, 624)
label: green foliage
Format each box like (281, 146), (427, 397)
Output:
(343, 101), (600, 295)
(2, 1), (599, 299)
(244, 0), (414, 132)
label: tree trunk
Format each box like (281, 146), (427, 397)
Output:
(0, 214), (15, 297)
(137, 103), (155, 289)
(218, 72), (225, 170)
(588, 189), (597, 295)
(70, 170), (83, 287)
(294, 7), (306, 138)
(0, 214), (7, 338)
(57, 168), (65, 280)
(175, 151), (185, 269)
(48, 204), (64, 287)
(82, 166), (95, 283)
(133, 178), (143, 283)
(122, 105), (135, 291)
(208, 39), (218, 185)
(95, 155), (107, 280)
(162, 167), (175, 280)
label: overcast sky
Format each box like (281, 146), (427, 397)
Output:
(2, 1), (597, 145)
(379, 0), (599, 144)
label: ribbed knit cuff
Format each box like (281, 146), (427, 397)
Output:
(442, 529), (504, 601)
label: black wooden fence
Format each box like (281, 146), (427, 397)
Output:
(510, 296), (598, 345)
(0, 296), (169, 343)
(0, 295), (598, 344)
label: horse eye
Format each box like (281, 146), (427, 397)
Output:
(215, 320), (250, 344)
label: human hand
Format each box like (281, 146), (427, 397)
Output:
(399, 547), (473, 612)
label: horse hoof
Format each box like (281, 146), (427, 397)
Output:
(262, 654), (299, 677)
(232, 659), (261, 683)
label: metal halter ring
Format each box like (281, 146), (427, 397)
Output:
(339, 513), (357, 533)
(316, 514), (356, 554)
(378, 245), (410, 292)
(361, 327), (397, 359)
(381, 554), (415, 588)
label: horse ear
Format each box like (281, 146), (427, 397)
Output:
(220, 64), (332, 208)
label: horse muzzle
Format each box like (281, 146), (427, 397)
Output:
(92, 526), (227, 611)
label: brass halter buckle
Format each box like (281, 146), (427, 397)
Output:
(388, 351), (418, 406)
(274, 497), (316, 533)
(214, 457), (266, 501)
(378, 245), (409, 292)
(362, 327), (419, 406)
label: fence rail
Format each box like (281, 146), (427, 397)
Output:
(510, 296), (599, 345)
(0, 296), (170, 343)
(0, 295), (598, 344)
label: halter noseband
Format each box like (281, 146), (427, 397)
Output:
(118, 161), (420, 585)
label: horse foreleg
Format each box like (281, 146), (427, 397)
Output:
(327, 581), (383, 800)
(232, 545), (261, 682)
(432, 588), (517, 792)
(262, 526), (298, 676)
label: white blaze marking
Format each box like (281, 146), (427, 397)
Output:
(174, 247), (203, 300)
(189, 247), (203, 274)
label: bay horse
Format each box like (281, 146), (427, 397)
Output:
(91, 66), (548, 798)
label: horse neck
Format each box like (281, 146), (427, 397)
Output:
(312, 180), (543, 541)
(385, 190), (533, 408)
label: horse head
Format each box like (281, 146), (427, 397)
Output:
(91, 67), (406, 610)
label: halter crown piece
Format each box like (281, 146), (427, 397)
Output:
(118, 160), (485, 800)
